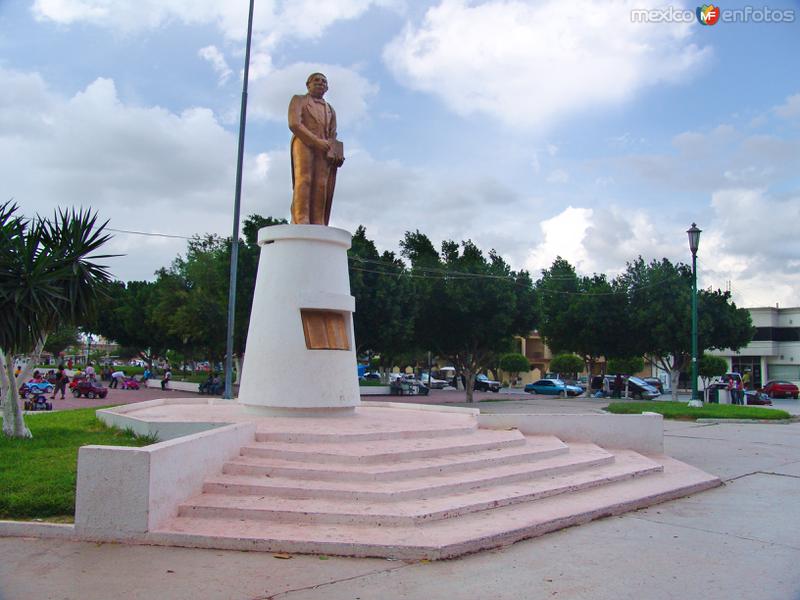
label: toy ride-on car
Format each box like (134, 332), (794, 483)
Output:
(72, 379), (109, 399)
(22, 382), (54, 411)
(120, 377), (140, 390)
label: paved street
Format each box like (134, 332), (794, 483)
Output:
(2, 396), (799, 600)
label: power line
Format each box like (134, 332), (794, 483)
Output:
(349, 263), (684, 296)
(105, 227), (193, 240)
(103, 226), (717, 296)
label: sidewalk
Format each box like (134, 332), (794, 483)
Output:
(2, 399), (799, 599)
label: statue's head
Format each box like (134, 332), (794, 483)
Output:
(306, 73), (329, 99)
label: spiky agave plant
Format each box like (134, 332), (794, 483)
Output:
(0, 201), (115, 438)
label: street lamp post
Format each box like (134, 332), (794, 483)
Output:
(222, 0), (256, 400)
(687, 223), (703, 408)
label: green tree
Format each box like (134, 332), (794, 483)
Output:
(698, 354), (728, 393)
(90, 215), (286, 379)
(401, 233), (538, 402)
(43, 325), (81, 358)
(348, 226), (415, 373)
(622, 257), (753, 400)
(606, 356), (645, 375)
(538, 259), (634, 378)
(89, 280), (167, 369)
(499, 352), (531, 383)
(549, 354), (585, 377)
(0, 202), (112, 438)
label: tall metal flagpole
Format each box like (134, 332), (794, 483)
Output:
(224, 0), (256, 400)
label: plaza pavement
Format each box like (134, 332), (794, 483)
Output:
(1, 394), (799, 600)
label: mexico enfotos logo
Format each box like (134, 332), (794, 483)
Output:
(631, 5), (796, 23)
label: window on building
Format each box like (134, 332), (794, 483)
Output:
(768, 365), (800, 381)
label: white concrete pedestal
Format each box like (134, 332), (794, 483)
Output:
(237, 225), (360, 417)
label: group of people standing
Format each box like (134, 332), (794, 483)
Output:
(726, 375), (746, 405)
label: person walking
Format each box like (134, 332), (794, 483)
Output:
(51, 365), (68, 400)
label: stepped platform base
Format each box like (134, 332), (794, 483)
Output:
(149, 454), (716, 560)
(77, 400), (720, 560)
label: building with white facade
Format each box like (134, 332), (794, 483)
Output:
(710, 306), (800, 387)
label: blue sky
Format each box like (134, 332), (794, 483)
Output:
(1, 0), (799, 307)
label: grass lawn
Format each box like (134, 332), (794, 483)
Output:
(0, 407), (154, 521)
(359, 379), (388, 387)
(606, 401), (792, 421)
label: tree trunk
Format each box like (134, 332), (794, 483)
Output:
(670, 369), (680, 401)
(463, 366), (474, 403)
(233, 355), (242, 385)
(0, 349), (17, 436)
(1, 349), (32, 439)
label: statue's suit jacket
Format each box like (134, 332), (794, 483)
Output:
(288, 94), (338, 224)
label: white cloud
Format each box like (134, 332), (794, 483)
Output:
(522, 194), (800, 309)
(524, 207), (593, 274)
(32, 0), (401, 42)
(609, 125), (800, 192)
(709, 188), (800, 264)
(774, 92), (800, 119)
(198, 45), (232, 85)
(700, 188), (800, 307)
(248, 52), (274, 82)
(0, 66), (273, 280)
(383, 0), (709, 130)
(248, 63), (378, 128)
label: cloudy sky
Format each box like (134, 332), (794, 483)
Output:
(2, 0), (799, 308)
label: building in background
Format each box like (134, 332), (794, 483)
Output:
(709, 306), (800, 387)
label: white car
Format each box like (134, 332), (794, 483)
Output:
(419, 372), (450, 389)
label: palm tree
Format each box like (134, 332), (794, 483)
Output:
(0, 201), (113, 438)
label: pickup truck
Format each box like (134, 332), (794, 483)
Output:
(474, 374), (501, 393)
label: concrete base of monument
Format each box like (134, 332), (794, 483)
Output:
(237, 224), (361, 415)
(243, 405), (357, 418)
(58, 399), (721, 560)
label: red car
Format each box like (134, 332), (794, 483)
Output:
(763, 380), (799, 399)
(72, 379), (109, 399)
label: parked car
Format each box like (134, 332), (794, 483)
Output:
(72, 379), (108, 399)
(763, 380), (799, 399)
(390, 377), (429, 396)
(643, 377), (665, 394)
(744, 390), (773, 406)
(418, 372), (450, 389)
(474, 374), (501, 393)
(711, 372), (743, 387)
(591, 375), (660, 400)
(623, 376), (661, 400)
(524, 378), (582, 397)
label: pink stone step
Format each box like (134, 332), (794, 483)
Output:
(204, 443), (613, 500)
(152, 454), (720, 560)
(178, 446), (661, 526)
(223, 435), (568, 481)
(240, 428), (527, 465)
(254, 422), (476, 443)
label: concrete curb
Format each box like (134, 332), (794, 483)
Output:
(0, 520), (76, 539)
(695, 417), (798, 424)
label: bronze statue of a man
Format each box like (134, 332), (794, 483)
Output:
(288, 73), (344, 225)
